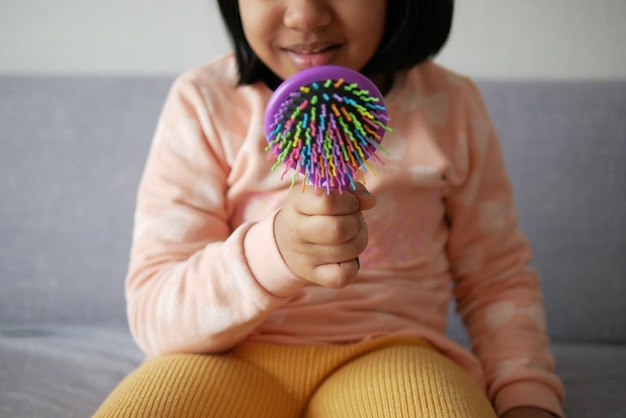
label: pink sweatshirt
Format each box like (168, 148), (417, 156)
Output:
(126, 54), (565, 417)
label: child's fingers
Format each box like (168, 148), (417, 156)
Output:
(309, 260), (360, 289)
(292, 186), (359, 216)
(291, 182), (376, 216)
(300, 212), (364, 245)
(305, 227), (368, 264)
(277, 182), (373, 287)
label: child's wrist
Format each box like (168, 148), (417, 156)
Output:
(243, 211), (305, 298)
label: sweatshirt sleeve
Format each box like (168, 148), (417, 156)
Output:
(125, 74), (303, 357)
(445, 79), (565, 417)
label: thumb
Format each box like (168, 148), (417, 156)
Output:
(350, 182), (377, 211)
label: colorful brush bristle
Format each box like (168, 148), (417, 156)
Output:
(264, 65), (391, 194)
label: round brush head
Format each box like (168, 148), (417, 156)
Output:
(264, 65), (391, 194)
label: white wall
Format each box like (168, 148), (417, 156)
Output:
(1, 0), (625, 80)
(439, 0), (626, 80)
(0, 0), (229, 76)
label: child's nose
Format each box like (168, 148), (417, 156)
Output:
(283, 0), (332, 31)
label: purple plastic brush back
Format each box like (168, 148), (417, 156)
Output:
(264, 65), (391, 194)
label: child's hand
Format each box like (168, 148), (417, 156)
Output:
(274, 182), (376, 289)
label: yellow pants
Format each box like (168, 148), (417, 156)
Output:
(94, 335), (496, 418)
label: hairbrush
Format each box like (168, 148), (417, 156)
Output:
(264, 65), (391, 194)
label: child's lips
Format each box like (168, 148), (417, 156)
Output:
(284, 45), (340, 69)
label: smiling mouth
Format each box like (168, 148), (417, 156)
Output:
(283, 43), (340, 55)
(283, 44), (341, 68)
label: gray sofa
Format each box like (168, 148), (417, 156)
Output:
(1, 75), (625, 418)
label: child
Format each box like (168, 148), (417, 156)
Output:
(96, 0), (565, 417)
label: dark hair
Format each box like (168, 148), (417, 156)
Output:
(217, 0), (454, 89)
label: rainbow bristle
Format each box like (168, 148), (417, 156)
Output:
(264, 66), (392, 194)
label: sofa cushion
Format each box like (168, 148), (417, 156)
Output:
(0, 325), (624, 418)
(553, 342), (626, 417)
(0, 326), (143, 418)
(478, 81), (626, 344)
(0, 78), (170, 326)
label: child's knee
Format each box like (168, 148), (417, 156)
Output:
(94, 353), (299, 418)
(305, 345), (496, 418)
